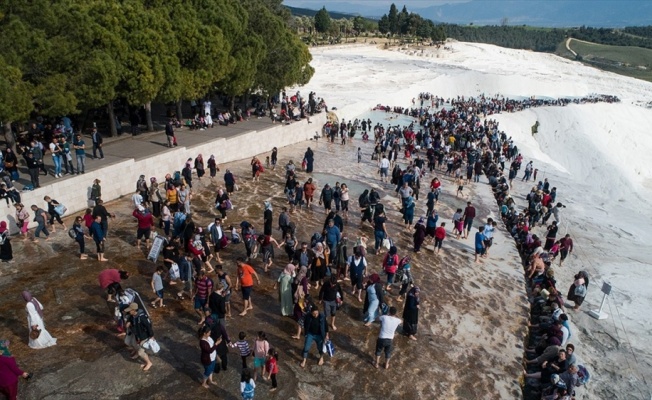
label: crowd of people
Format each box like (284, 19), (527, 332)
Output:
(3, 90), (615, 399)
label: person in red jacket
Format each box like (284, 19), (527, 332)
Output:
(0, 341), (31, 400)
(434, 222), (447, 254)
(133, 205), (155, 249)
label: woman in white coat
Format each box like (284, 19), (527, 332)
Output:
(22, 291), (57, 349)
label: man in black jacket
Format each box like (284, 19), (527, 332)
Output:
(91, 128), (104, 159)
(300, 306), (329, 367)
(208, 286), (227, 328)
(124, 302), (154, 371)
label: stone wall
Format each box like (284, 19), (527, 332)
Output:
(2, 113), (327, 233)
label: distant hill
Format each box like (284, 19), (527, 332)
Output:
(286, 5), (370, 20)
(285, 1), (651, 28)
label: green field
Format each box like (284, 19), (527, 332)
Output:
(565, 38), (652, 82)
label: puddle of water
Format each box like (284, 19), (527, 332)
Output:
(349, 110), (419, 138)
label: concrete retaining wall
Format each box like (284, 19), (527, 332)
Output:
(2, 113), (328, 234)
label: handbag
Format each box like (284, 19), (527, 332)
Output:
(141, 337), (160, 354)
(382, 238), (391, 250)
(225, 199), (233, 210)
(169, 263), (180, 280)
(54, 204), (67, 216)
(30, 327), (41, 340)
(322, 340), (335, 357)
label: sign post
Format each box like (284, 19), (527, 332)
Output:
(588, 282), (611, 320)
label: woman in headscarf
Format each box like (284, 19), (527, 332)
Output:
(207, 155), (219, 180)
(309, 243), (329, 290)
(0, 221), (12, 261)
(263, 201), (273, 236)
(413, 217), (427, 253)
(148, 178), (162, 218)
(304, 147), (314, 173)
(214, 188), (230, 220)
(223, 169), (236, 193)
(403, 286), (420, 340)
(22, 291), (56, 349)
(403, 195), (416, 231)
(291, 266), (310, 339)
(274, 264), (296, 316)
(363, 273), (384, 326)
(195, 154), (205, 180)
(0, 340), (31, 400)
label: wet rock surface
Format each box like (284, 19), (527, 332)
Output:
(0, 111), (527, 399)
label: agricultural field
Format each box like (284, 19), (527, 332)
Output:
(562, 38), (652, 82)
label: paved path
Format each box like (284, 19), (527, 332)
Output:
(13, 117), (281, 189)
(565, 38), (578, 57)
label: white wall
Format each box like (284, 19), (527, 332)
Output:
(2, 113), (327, 233)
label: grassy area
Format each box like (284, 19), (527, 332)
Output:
(558, 38), (652, 83)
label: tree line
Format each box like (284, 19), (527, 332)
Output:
(0, 0), (314, 144)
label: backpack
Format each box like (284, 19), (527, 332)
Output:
(68, 228), (77, 239)
(242, 380), (255, 400)
(574, 283), (587, 298)
(383, 252), (398, 274)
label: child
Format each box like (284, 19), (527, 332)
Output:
(264, 348), (279, 392)
(229, 225), (241, 245)
(456, 177), (464, 198)
(357, 147), (362, 163)
(265, 156), (270, 169)
(434, 222), (446, 254)
(236, 332), (251, 369)
(241, 368), (256, 400)
(253, 331), (270, 381)
(83, 208), (94, 234)
(151, 266), (165, 308)
(452, 208), (464, 240)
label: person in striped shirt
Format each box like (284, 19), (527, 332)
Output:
(193, 270), (213, 325)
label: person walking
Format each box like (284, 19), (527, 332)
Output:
(0, 341), (32, 400)
(91, 128), (104, 159)
(273, 264), (295, 317)
(402, 286), (420, 341)
(235, 258), (260, 317)
(44, 196), (67, 233)
(72, 216), (88, 259)
(319, 275), (344, 331)
(240, 368), (256, 399)
(14, 204), (29, 240)
(374, 306), (402, 369)
(300, 306), (329, 368)
(90, 215), (108, 261)
(30, 205), (50, 242)
(198, 325), (219, 389)
(124, 302), (154, 371)
(23, 291), (57, 349)
(263, 348), (279, 392)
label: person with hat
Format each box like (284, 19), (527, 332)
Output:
(124, 302), (154, 371)
(0, 340), (32, 400)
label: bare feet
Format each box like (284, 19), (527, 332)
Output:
(291, 335), (300, 340)
(318, 357), (324, 366)
(202, 383), (210, 389)
(239, 311), (247, 316)
(300, 360), (306, 368)
(141, 362), (152, 371)
(408, 335), (417, 341)
(331, 325), (337, 331)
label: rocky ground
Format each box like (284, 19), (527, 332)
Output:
(0, 111), (528, 399)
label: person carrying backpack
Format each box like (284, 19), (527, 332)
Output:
(240, 368), (256, 399)
(383, 246), (399, 291)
